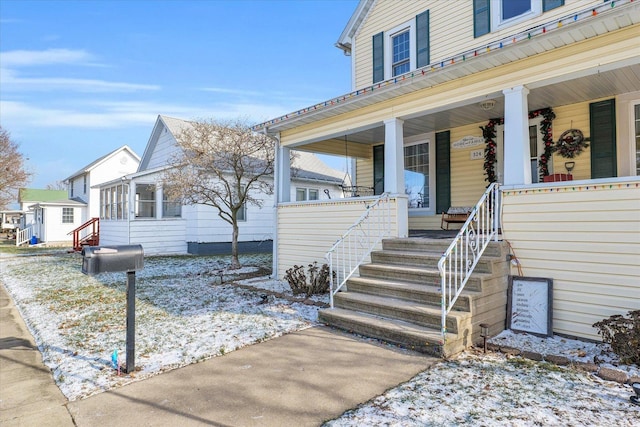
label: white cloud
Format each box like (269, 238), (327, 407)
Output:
(1, 48), (97, 67)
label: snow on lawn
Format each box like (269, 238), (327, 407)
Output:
(325, 350), (639, 426)
(0, 251), (325, 401)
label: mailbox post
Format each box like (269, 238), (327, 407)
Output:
(82, 245), (144, 374)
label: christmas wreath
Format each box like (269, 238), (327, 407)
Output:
(553, 129), (588, 158)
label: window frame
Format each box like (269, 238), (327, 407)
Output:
(384, 20), (416, 80)
(62, 207), (74, 224)
(295, 187), (320, 202)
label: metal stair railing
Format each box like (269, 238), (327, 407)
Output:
(16, 226), (34, 246)
(437, 183), (501, 343)
(325, 193), (392, 308)
(68, 217), (100, 251)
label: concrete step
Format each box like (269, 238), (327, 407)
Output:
(382, 238), (506, 258)
(358, 263), (486, 292)
(345, 276), (477, 312)
(318, 307), (449, 357)
(332, 292), (468, 334)
(371, 249), (496, 274)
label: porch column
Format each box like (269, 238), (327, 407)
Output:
(275, 140), (291, 203)
(129, 181), (136, 219)
(503, 85), (532, 185)
(384, 118), (405, 194)
(155, 185), (163, 219)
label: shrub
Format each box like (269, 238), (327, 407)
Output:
(592, 310), (640, 365)
(284, 262), (333, 297)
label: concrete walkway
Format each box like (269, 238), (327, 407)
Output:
(0, 283), (74, 426)
(0, 282), (436, 426)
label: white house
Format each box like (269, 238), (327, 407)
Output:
(97, 115), (346, 256)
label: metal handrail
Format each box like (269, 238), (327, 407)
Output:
(437, 183), (501, 342)
(325, 193), (392, 308)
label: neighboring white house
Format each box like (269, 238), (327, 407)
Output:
(97, 115), (346, 255)
(64, 145), (140, 222)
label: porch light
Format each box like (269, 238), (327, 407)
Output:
(479, 99), (496, 111)
(564, 161), (575, 173)
(479, 323), (490, 353)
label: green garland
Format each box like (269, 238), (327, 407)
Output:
(481, 107), (555, 183)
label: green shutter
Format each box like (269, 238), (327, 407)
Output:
(473, 0), (490, 38)
(416, 10), (430, 68)
(543, 0), (564, 12)
(435, 131), (451, 214)
(372, 32), (384, 84)
(373, 145), (385, 195)
(590, 99), (617, 179)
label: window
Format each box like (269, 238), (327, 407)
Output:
(162, 187), (182, 218)
(100, 184), (128, 220)
(392, 30), (410, 77)
(83, 175), (87, 194)
(136, 184), (155, 218)
(62, 208), (74, 224)
(404, 142), (430, 209)
(529, 124), (541, 183)
(372, 11), (429, 83)
(296, 188), (319, 201)
(237, 203), (246, 222)
(474, 0), (563, 37)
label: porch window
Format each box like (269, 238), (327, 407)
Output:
(404, 142), (429, 209)
(100, 184), (128, 220)
(162, 187), (182, 218)
(136, 184), (156, 218)
(62, 208), (74, 224)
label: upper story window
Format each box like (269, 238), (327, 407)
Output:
(372, 10), (430, 84)
(392, 30), (411, 77)
(83, 175), (87, 194)
(474, 0), (564, 38)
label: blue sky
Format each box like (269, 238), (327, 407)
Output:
(0, 0), (358, 189)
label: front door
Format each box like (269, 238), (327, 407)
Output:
(497, 116), (546, 183)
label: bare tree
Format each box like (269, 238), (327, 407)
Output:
(164, 118), (276, 269)
(0, 126), (32, 209)
(46, 180), (67, 190)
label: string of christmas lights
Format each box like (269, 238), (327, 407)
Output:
(502, 181), (640, 196)
(254, 0), (635, 131)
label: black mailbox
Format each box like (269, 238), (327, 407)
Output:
(82, 245), (144, 276)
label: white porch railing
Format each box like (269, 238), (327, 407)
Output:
(325, 193), (392, 308)
(437, 183), (501, 341)
(16, 226), (34, 247)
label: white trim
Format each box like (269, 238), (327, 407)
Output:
(616, 91), (640, 176)
(383, 19), (416, 80)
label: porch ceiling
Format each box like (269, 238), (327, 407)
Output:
(340, 63), (640, 145)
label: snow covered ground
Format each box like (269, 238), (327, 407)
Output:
(1, 249), (638, 425)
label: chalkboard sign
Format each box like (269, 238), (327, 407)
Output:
(507, 276), (553, 337)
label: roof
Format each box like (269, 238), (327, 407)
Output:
(64, 145), (140, 181)
(254, 0), (640, 135)
(30, 199), (87, 209)
(138, 115), (194, 171)
(336, 0), (373, 55)
(18, 188), (68, 203)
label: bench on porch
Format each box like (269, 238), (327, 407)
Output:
(441, 207), (473, 230)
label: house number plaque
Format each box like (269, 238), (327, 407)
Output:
(507, 276), (553, 337)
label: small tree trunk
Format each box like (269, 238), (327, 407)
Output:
(230, 220), (240, 269)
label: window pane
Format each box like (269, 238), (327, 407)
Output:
(296, 188), (307, 201)
(530, 125), (539, 182)
(62, 208), (74, 223)
(308, 189), (319, 200)
(162, 187), (182, 218)
(237, 204), (246, 222)
(404, 143), (429, 209)
(392, 30), (410, 77)
(502, 0), (530, 20)
(136, 184), (156, 218)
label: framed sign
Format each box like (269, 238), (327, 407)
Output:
(507, 276), (553, 337)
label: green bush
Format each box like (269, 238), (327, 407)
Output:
(592, 310), (639, 365)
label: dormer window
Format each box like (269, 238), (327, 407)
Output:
(372, 10), (430, 84)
